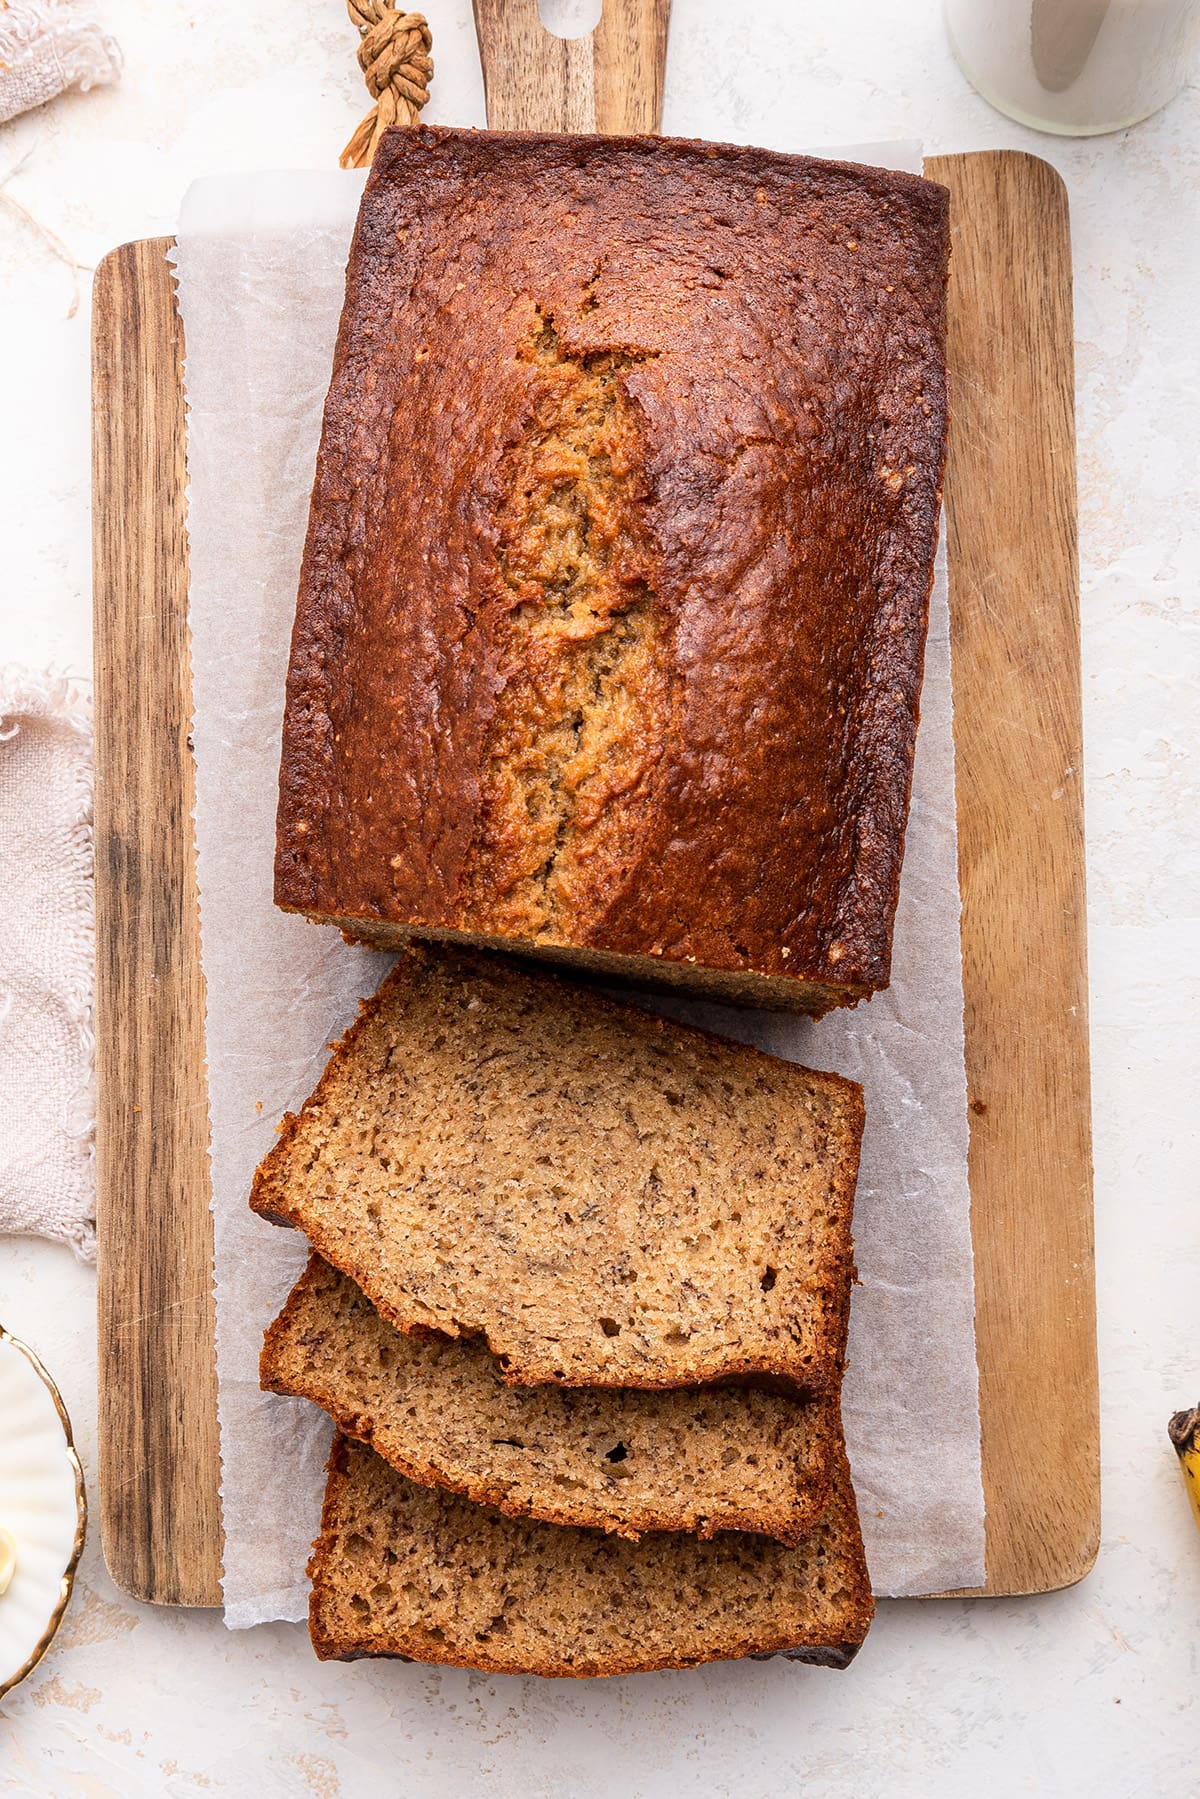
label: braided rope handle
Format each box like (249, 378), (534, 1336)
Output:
(340, 3), (433, 170)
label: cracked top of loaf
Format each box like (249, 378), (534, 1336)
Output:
(276, 127), (950, 1013)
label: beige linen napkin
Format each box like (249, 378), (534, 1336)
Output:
(0, 669), (94, 1259)
(0, 0), (119, 127)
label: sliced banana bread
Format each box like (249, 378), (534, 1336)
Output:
(250, 946), (864, 1398)
(309, 1434), (874, 1675)
(263, 1253), (839, 1545)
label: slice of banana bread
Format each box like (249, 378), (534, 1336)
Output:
(262, 1253), (839, 1545)
(308, 1434), (874, 1675)
(250, 945), (864, 1398)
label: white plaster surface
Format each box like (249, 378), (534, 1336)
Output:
(0, 0), (1198, 1792)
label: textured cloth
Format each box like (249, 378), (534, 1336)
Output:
(0, 670), (95, 1259)
(0, 0), (119, 127)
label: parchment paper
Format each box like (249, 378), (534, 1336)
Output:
(172, 144), (984, 1630)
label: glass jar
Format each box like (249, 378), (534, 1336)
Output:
(946, 0), (1199, 134)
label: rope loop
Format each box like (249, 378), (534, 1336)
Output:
(341, 5), (433, 170)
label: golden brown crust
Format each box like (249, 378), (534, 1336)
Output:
(307, 1435), (874, 1676)
(276, 127), (949, 1011)
(308, 1619), (867, 1676)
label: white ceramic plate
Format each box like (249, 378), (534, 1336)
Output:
(0, 1328), (86, 1696)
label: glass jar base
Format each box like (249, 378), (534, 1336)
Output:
(946, 4), (1192, 138)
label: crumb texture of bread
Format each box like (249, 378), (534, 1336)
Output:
(263, 1254), (839, 1544)
(249, 946), (864, 1397)
(275, 128), (950, 1013)
(308, 1435), (874, 1677)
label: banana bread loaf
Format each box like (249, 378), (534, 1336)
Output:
(275, 126), (950, 1014)
(263, 1252), (840, 1544)
(308, 1433), (874, 1675)
(249, 944), (863, 1398)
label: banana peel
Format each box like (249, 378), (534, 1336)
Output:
(1168, 1405), (1200, 1534)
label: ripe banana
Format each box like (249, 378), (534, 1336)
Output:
(1168, 1405), (1200, 1534)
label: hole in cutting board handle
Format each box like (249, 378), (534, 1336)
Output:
(537, 0), (604, 39)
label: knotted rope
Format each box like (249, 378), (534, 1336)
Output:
(340, 4), (433, 170)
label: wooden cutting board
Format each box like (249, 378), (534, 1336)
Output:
(93, 11), (1095, 1612)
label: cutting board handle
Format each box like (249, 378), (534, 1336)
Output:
(472, 0), (671, 134)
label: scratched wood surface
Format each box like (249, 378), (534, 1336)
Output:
(928, 149), (1096, 1596)
(91, 7), (1095, 1609)
(93, 239), (224, 1606)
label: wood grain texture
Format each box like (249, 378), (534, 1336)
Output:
(929, 151), (1097, 1595)
(471, 0), (1096, 1597)
(91, 153), (1095, 1606)
(93, 240), (224, 1608)
(473, 0), (670, 133)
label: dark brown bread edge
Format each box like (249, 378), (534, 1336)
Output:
(291, 915), (871, 1018)
(248, 947), (865, 1399)
(261, 1254), (838, 1547)
(306, 1434), (873, 1677)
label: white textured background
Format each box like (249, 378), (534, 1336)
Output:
(1, 0), (1198, 1793)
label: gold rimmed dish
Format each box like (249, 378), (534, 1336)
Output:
(0, 1327), (87, 1699)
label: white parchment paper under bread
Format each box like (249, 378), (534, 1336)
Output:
(172, 141), (984, 1629)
